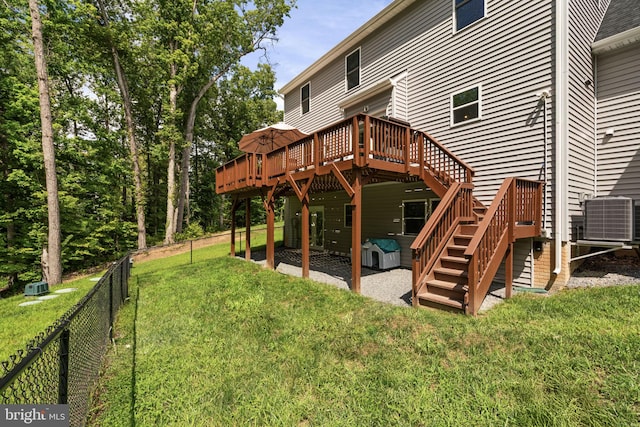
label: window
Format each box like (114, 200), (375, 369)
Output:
(345, 48), (360, 91)
(301, 83), (310, 115)
(451, 86), (480, 125)
(402, 198), (441, 235)
(454, 0), (485, 31)
(403, 200), (426, 235)
(429, 198), (441, 216)
(344, 204), (354, 228)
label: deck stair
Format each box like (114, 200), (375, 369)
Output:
(415, 225), (475, 311)
(411, 178), (543, 315)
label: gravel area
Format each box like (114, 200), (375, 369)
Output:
(566, 251), (640, 289)
(250, 248), (640, 313)
(275, 260), (413, 307)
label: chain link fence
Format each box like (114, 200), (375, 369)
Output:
(0, 254), (131, 427)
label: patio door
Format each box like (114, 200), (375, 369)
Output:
(309, 206), (324, 250)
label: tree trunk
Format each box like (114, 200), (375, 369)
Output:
(176, 105), (195, 233)
(29, 0), (62, 285)
(176, 75), (220, 233)
(164, 62), (178, 245)
(96, 0), (147, 249)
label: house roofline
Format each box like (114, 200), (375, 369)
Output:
(279, 0), (418, 95)
(592, 26), (640, 54)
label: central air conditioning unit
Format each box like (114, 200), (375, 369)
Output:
(583, 197), (634, 241)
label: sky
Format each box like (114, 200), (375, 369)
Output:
(241, 0), (395, 110)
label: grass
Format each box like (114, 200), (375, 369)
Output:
(90, 240), (640, 426)
(0, 274), (105, 362)
(0, 226), (275, 364)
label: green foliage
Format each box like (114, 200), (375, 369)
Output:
(174, 221), (205, 241)
(0, 0), (290, 284)
(92, 246), (640, 426)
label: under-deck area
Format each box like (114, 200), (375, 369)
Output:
(217, 114), (543, 314)
(246, 248), (511, 312)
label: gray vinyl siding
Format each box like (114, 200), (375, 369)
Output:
(284, 182), (439, 268)
(283, 182), (533, 286)
(494, 239), (533, 287)
(567, 0), (610, 238)
(283, 56), (349, 133)
(596, 44), (640, 200)
(392, 72), (408, 121)
(283, 0), (553, 209)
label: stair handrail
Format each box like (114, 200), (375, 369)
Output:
(464, 178), (514, 314)
(410, 182), (474, 305)
(412, 130), (475, 185)
(464, 178), (544, 315)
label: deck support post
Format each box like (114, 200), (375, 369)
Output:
(351, 169), (363, 293)
(245, 198), (251, 261)
(263, 184), (279, 270)
(265, 199), (275, 269)
(505, 243), (513, 299)
(230, 197), (239, 257)
(301, 195), (310, 278)
(288, 175), (314, 279)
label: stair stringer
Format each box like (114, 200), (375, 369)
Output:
(466, 228), (511, 315)
(414, 223), (475, 311)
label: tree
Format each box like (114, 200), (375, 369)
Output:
(136, 0), (294, 243)
(0, 3), (41, 289)
(28, 0), (62, 285)
(190, 64), (282, 231)
(95, 0), (147, 249)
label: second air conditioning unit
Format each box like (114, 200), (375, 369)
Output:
(583, 197), (634, 242)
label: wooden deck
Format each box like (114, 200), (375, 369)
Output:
(216, 114), (473, 200)
(216, 114), (544, 315)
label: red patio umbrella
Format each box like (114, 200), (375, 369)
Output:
(238, 122), (307, 153)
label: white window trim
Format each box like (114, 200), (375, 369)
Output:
(452, 0), (487, 34)
(345, 47), (361, 92)
(450, 84), (482, 127)
(300, 82), (310, 116)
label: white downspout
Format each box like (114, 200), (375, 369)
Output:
(593, 58), (598, 198)
(554, 0), (569, 275)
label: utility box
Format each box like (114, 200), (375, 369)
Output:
(24, 281), (49, 297)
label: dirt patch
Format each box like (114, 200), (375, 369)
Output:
(132, 233), (233, 264)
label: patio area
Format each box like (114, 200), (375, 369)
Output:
(247, 248), (509, 312)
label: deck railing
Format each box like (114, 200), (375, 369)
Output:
(216, 114), (473, 194)
(465, 178), (543, 315)
(216, 153), (263, 193)
(410, 182), (475, 304)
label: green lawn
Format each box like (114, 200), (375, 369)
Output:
(0, 274), (105, 362)
(89, 241), (640, 426)
(0, 227), (274, 363)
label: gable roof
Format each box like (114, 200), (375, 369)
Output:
(279, 0), (418, 95)
(592, 0), (640, 53)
